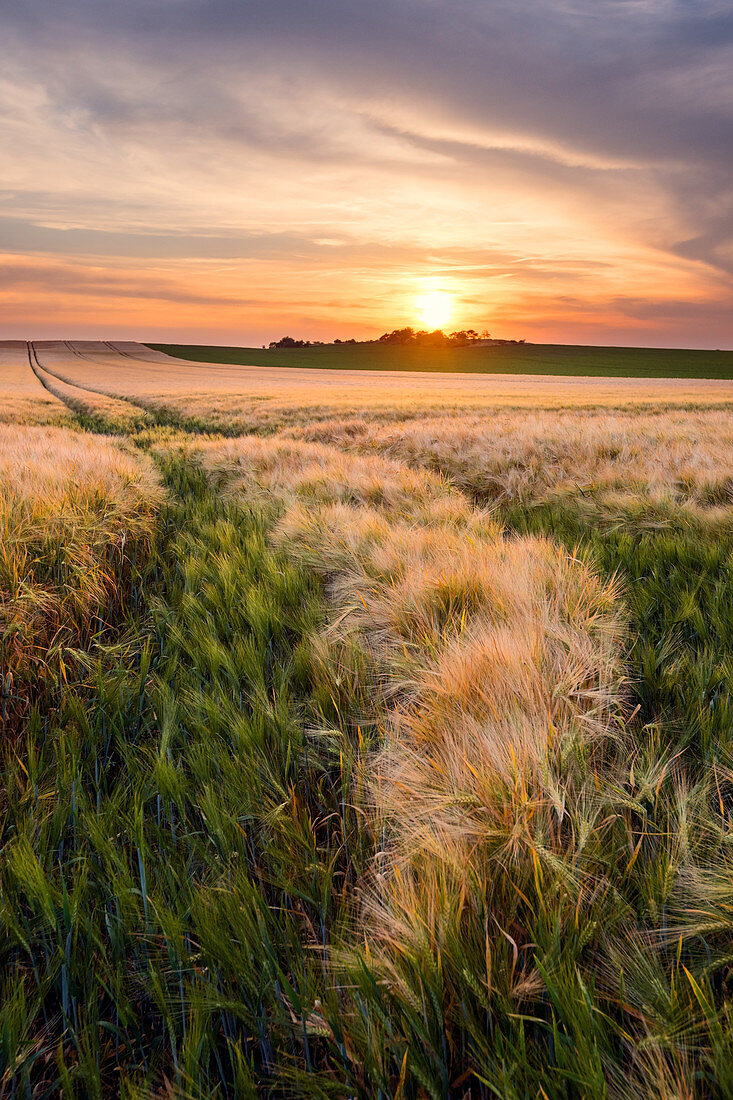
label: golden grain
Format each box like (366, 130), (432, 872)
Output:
(286, 408), (733, 518)
(0, 423), (163, 732)
(189, 432), (626, 955)
(0, 342), (69, 424)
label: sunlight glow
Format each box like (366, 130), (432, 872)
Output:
(415, 289), (454, 330)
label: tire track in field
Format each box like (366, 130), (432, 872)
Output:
(28, 342), (225, 434)
(28, 342), (150, 425)
(103, 340), (153, 362)
(31, 342), (147, 408)
(63, 339), (100, 362)
(27, 341), (102, 416)
(101, 340), (257, 371)
(26, 342), (75, 403)
(28, 341), (107, 400)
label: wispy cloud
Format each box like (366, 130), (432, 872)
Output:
(1, 0), (731, 345)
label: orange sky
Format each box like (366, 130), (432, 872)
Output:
(1, 1), (732, 348)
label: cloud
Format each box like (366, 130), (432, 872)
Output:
(0, 216), (349, 261)
(0, 0), (732, 345)
(0, 254), (248, 305)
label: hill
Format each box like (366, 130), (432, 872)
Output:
(148, 340), (733, 379)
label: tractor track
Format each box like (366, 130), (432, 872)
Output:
(27, 341), (149, 421)
(103, 339), (151, 362)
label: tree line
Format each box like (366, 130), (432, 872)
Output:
(267, 328), (525, 349)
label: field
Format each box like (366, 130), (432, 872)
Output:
(151, 340), (733, 379)
(2, 339), (733, 1097)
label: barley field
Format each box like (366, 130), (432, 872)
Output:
(2, 339), (733, 1097)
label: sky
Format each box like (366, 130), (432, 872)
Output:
(1, 0), (732, 348)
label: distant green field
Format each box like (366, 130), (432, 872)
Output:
(149, 340), (733, 378)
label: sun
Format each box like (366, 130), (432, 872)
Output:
(414, 289), (454, 330)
